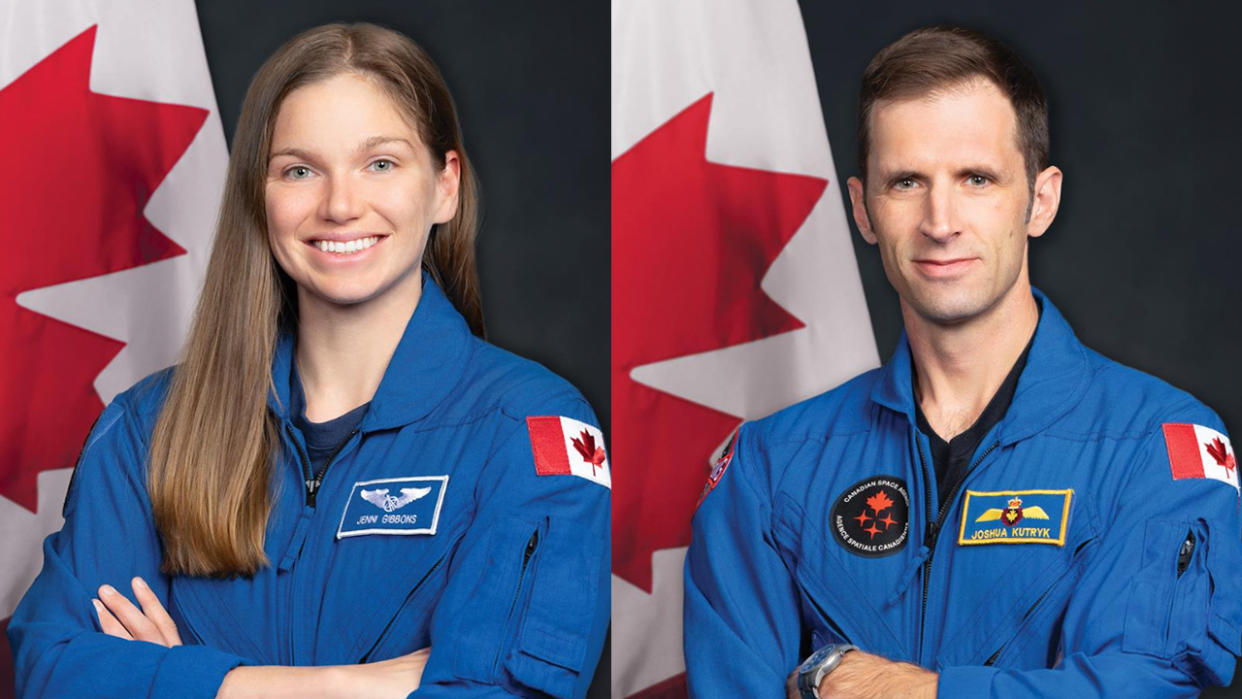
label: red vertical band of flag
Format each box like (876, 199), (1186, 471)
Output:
(527, 416), (571, 475)
(1163, 423), (1204, 479)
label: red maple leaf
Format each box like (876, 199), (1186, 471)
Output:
(571, 429), (607, 471)
(612, 94), (827, 590)
(0, 26), (204, 512)
(866, 490), (894, 515)
(1206, 437), (1236, 473)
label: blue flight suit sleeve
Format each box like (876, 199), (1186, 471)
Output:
(7, 399), (249, 698)
(412, 392), (610, 699)
(938, 403), (1242, 697)
(684, 425), (804, 698)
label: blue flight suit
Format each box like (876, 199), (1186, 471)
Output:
(685, 290), (1242, 697)
(9, 280), (610, 698)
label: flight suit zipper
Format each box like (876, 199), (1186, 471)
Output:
(982, 536), (1097, 666)
(359, 550), (450, 662)
(917, 438), (1000, 660)
(284, 424), (358, 508)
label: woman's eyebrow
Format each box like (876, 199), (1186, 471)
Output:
(359, 135), (414, 151)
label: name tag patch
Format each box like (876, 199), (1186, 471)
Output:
(337, 476), (448, 539)
(958, 489), (1073, 546)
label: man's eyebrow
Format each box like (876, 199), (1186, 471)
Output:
(956, 165), (1004, 181)
(878, 169), (924, 184)
(268, 137), (415, 163)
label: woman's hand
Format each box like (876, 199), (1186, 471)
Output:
(93, 576), (182, 647)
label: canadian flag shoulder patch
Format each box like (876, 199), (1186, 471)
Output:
(1161, 423), (1238, 492)
(526, 416), (611, 489)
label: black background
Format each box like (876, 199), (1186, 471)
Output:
(799, 2), (1242, 695)
(195, 1), (609, 695)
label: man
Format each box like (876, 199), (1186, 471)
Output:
(684, 25), (1242, 698)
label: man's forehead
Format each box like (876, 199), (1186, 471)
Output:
(867, 79), (1023, 174)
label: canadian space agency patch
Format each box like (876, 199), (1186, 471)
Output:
(957, 489), (1072, 546)
(829, 476), (909, 557)
(336, 475), (448, 539)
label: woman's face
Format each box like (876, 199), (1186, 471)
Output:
(265, 72), (460, 310)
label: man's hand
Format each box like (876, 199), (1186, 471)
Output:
(94, 576), (182, 647)
(786, 650), (937, 699)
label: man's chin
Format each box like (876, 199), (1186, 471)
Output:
(902, 289), (994, 326)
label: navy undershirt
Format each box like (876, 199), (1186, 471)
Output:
(290, 363), (369, 474)
(915, 332), (1034, 511)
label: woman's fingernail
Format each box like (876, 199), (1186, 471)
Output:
(132, 577), (147, 590)
(91, 598), (103, 613)
(99, 585), (115, 597)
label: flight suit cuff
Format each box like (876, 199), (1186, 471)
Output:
(151, 644), (247, 698)
(936, 665), (998, 697)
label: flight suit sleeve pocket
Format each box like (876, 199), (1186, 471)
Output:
(1122, 519), (1186, 657)
(1123, 516), (1241, 682)
(504, 520), (594, 698)
(446, 517), (538, 682)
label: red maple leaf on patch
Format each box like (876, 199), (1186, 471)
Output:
(571, 429), (607, 472)
(611, 94), (826, 590)
(866, 490), (894, 515)
(0, 26), (205, 512)
(1206, 437), (1236, 473)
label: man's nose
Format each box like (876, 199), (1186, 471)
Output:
(919, 183), (959, 243)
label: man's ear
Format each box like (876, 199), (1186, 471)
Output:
(847, 176), (877, 244)
(1026, 166), (1062, 239)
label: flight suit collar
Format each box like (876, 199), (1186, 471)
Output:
(870, 287), (1090, 447)
(268, 278), (472, 431)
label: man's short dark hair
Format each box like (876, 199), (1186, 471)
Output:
(858, 25), (1049, 189)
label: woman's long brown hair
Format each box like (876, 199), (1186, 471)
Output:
(149, 23), (483, 576)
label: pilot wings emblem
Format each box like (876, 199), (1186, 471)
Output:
(975, 496), (1050, 527)
(360, 486), (432, 512)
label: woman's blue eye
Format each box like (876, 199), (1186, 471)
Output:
(369, 159), (394, 172)
(287, 166), (311, 179)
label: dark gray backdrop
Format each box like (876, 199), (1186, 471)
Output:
(194, 2), (609, 696)
(799, 2), (1242, 695)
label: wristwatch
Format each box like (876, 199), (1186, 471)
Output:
(796, 643), (857, 699)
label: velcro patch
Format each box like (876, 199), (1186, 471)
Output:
(696, 432), (737, 507)
(1162, 423), (1239, 492)
(829, 476), (910, 557)
(958, 489), (1072, 546)
(526, 416), (611, 489)
(336, 476), (448, 539)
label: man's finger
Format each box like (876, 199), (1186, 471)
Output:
(93, 598), (133, 641)
(131, 577), (181, 646)
(98, 584), (162, 644)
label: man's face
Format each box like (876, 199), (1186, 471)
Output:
(847, 79), (1058, 326)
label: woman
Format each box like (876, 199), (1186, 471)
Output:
(9, 23), (609, 698)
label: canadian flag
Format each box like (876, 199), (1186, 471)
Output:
(0, 1), (226, 693)
(611, 1), (878, 696)
(1162, 423), (1239, 491)
(526, 416), (613, 489)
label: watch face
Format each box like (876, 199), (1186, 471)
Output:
(799, 644), (835, 674)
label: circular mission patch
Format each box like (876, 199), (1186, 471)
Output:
(829, 475), (909, 557)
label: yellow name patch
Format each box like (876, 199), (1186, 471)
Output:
(957, 489), (1073, 546)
